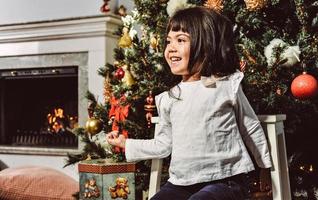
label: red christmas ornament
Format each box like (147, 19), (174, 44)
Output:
(100, 0), (111, 13)
(291, 72), (318, 100)
(115, 67), (125, 80)
(144, 91), (156, 128)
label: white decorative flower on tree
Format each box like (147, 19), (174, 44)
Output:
(264, 38), (301, 67)
(166, 0), (193, 17)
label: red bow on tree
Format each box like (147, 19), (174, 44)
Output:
(109, 95), (130, 152)
(100, 0), (111, 13)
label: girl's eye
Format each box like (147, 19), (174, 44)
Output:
(166, 40), (171, 44)
(178, 38), (186, 43)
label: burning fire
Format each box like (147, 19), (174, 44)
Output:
(47, 108), (77, 133)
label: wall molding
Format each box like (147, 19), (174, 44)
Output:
(0, 14), (121, 43)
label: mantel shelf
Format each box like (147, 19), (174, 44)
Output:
(0, 146), (80, 156)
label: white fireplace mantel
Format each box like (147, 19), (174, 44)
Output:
(0, 14), (121, 44)
(0, 14), (121, 180)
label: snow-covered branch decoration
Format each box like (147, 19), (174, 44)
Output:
(166, 0), (194, 17)
(264, 38), (301, 67)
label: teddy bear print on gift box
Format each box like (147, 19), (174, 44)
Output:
(108, 177), (130, 199)
(83, 178), (101, 198)
(78, 160), (136, 200)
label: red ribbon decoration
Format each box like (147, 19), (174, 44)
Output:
(100, 0), (111, 13)
(109, 95), (130, 152)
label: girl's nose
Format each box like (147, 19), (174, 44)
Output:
(168, 46), (177, 53)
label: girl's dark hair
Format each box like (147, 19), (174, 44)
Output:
(165, 6), (239, 77)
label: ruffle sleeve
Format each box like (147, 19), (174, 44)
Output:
(230, 70), (244, 104)
(232, 71), (272, 169)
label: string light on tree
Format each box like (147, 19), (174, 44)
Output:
(309, 165), (314, 172)
(299, 164), (315, 173)
(276, 88), (283, 95)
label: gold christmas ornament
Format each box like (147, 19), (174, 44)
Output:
(118, 27), (132, 48)
(85, 154), (92, 160)
(150, 36), (159, 50)
(204, 0), (224, 12)
(113, 61), (120, 67)
(244, 0), (268, 11)
(85, 118), (103, 135)
(103, 73), (112, 103)
(122, 65), (135, 87)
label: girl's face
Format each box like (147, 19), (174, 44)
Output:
(164, 30), (192, 80)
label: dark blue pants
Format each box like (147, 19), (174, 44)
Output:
(150, 174), (248, 200)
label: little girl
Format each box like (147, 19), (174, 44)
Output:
(107, 6), (272, 200)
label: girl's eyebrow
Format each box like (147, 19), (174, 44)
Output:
(176, 33), (190, 37)
(166, 33), (190, 38)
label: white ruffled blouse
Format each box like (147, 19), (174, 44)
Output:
(125, 71), (272, 186)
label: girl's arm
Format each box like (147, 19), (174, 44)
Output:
(234, 85), (272, 169)
(124, 119), (172, 162)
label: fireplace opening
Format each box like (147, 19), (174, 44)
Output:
(0, 66), (78, 148)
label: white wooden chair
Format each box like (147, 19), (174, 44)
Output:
(149, 115), (291, 200)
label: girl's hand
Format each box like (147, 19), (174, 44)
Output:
(259, 168), (272, 193)
(106, 130), (126, 148)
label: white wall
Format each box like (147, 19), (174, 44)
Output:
(0, 0), (134, 25)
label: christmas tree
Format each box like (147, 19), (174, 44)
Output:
(66, 0), (318, 198)
(218, 0), (318, 199)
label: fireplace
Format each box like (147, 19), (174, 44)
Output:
(0, 16), (120, 178)
(0, 66), (78, 148)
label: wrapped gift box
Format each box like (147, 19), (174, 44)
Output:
(79, 159), (136, 200)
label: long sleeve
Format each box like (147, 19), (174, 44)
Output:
(234, 84), (272, 169)
(125, 92), (172, 162)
